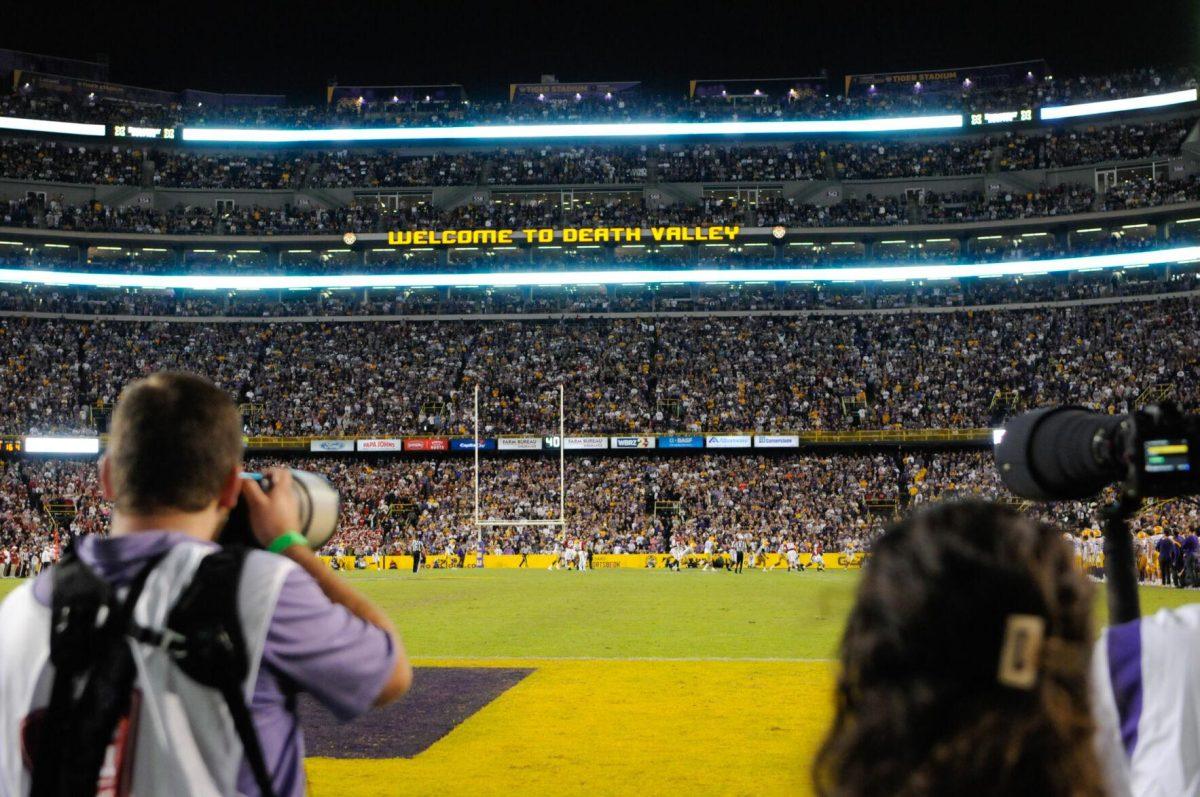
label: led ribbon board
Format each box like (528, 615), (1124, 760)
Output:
(0, 116), (107, 137)
(1040, 88), (1198, 121)
(1, 246), (1196, 290)
(24, 436), (101, 454)
(181, 115), (964, 143)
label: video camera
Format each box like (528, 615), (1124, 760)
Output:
(994, 402), (1199, 625)
(218, 470), (340, 550)
(995, 403), (1198, 501)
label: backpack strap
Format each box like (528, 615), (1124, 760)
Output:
(162, 547), (277, 797)
(32, 549), (164, 797)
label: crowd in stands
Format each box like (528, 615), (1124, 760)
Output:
(0, 118), (1192, 195)
(3, 63), (1199, 573)
(2, 179), (1198, 241)
(2, 67), (1193, 129)
(4, 447), (1196, 571)
(0, 195), (381, 235)
(298, 453), (899, 557)
(2, 291), (1198, 438)
(0, 459), (104, 577)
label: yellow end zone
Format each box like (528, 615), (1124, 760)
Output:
(307, 659), (835, 796)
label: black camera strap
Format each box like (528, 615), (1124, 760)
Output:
(33, 549), (164, 797)
(32, 546), (277, 797)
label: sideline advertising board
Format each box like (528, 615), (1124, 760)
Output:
(564, 436), (609, 450)
(658, 435), (704, 449)
(497, 436), (544, 451)
(753, 434), (800, 449)
(403, 437), (450, 452)
(612, 436), (657, 450)
(309, 439), (355, 452)
(450, 437), (497, 451)
(357, 438), (403, 452)
(705, 434), (753, 448)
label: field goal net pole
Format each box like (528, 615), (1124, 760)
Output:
(473, 384), (566, 566)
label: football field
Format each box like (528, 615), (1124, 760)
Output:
(1, 569), (1196, 795)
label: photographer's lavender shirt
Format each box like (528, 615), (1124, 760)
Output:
(32, 532), (397, 797)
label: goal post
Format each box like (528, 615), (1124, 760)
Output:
(473, 384), (566, 564)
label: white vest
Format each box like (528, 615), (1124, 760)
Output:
(1092, 604), (1200, 797)
(0, 542), (294, 797)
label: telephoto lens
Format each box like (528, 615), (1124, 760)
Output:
(218, 470), (340, 549)
(994, 406), (1126, 500)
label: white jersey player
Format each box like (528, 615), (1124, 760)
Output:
(786, 542), (799, 572)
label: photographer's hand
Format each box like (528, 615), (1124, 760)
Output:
(240, 467), (411, 705)
(240, 468), (302, 549)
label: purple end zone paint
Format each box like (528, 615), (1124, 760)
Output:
(299, 667), (534, 758)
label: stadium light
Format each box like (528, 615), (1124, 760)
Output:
(1039, 88), (1198, 121)
(0, 116), (106, 137)
(181, 115), (965, 144)
(1, 246), (1199, 290)
(24, 436), (101, 454)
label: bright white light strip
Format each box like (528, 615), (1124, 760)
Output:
(1040, 88), (1198, 121)
(2, 246), (1196, 290)
(0, 116), (106, 137)
(182, 115), (964, 144)
(24, 436), (100, 454)
(992, 429), (1006, 446)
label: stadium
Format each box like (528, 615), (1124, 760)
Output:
(2, 4), (1200, 795)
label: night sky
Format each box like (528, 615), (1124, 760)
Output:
(3, 0), (1196, 103)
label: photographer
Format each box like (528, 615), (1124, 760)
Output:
(992, 403), (1200, 797)
(815, 501), (1102, 796)
(0, 372), (412, 796)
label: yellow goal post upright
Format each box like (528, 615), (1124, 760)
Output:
(472, 384), (566, 566)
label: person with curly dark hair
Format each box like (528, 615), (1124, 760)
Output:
(815, 500), (1104, 797)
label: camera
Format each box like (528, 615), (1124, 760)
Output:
(995, 403), (1199, 501)
(218, 470), (341, 550)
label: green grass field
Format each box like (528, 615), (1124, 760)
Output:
(326, 569), (1200, 659)
(1, 570), (1196, 795)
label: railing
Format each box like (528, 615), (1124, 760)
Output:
(1136, 383), (1176, 406)
(1138, 496), (1182, 519)
(795, 428), (992, 444)
(653, 500), (680, 517)
(87, 406), (112, 429)
(244, 436), (338, 450)
(865, 497), (900, 513)
(989, 389), (1020, 413)
(840, 395), (868, 417)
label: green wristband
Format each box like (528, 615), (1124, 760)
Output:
(267, 531), (308, 554)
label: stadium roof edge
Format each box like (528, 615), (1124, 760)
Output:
(179, 115), (964, 144)
(1039, 88), (1198, 121)
(1, 245), (1195, 290)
